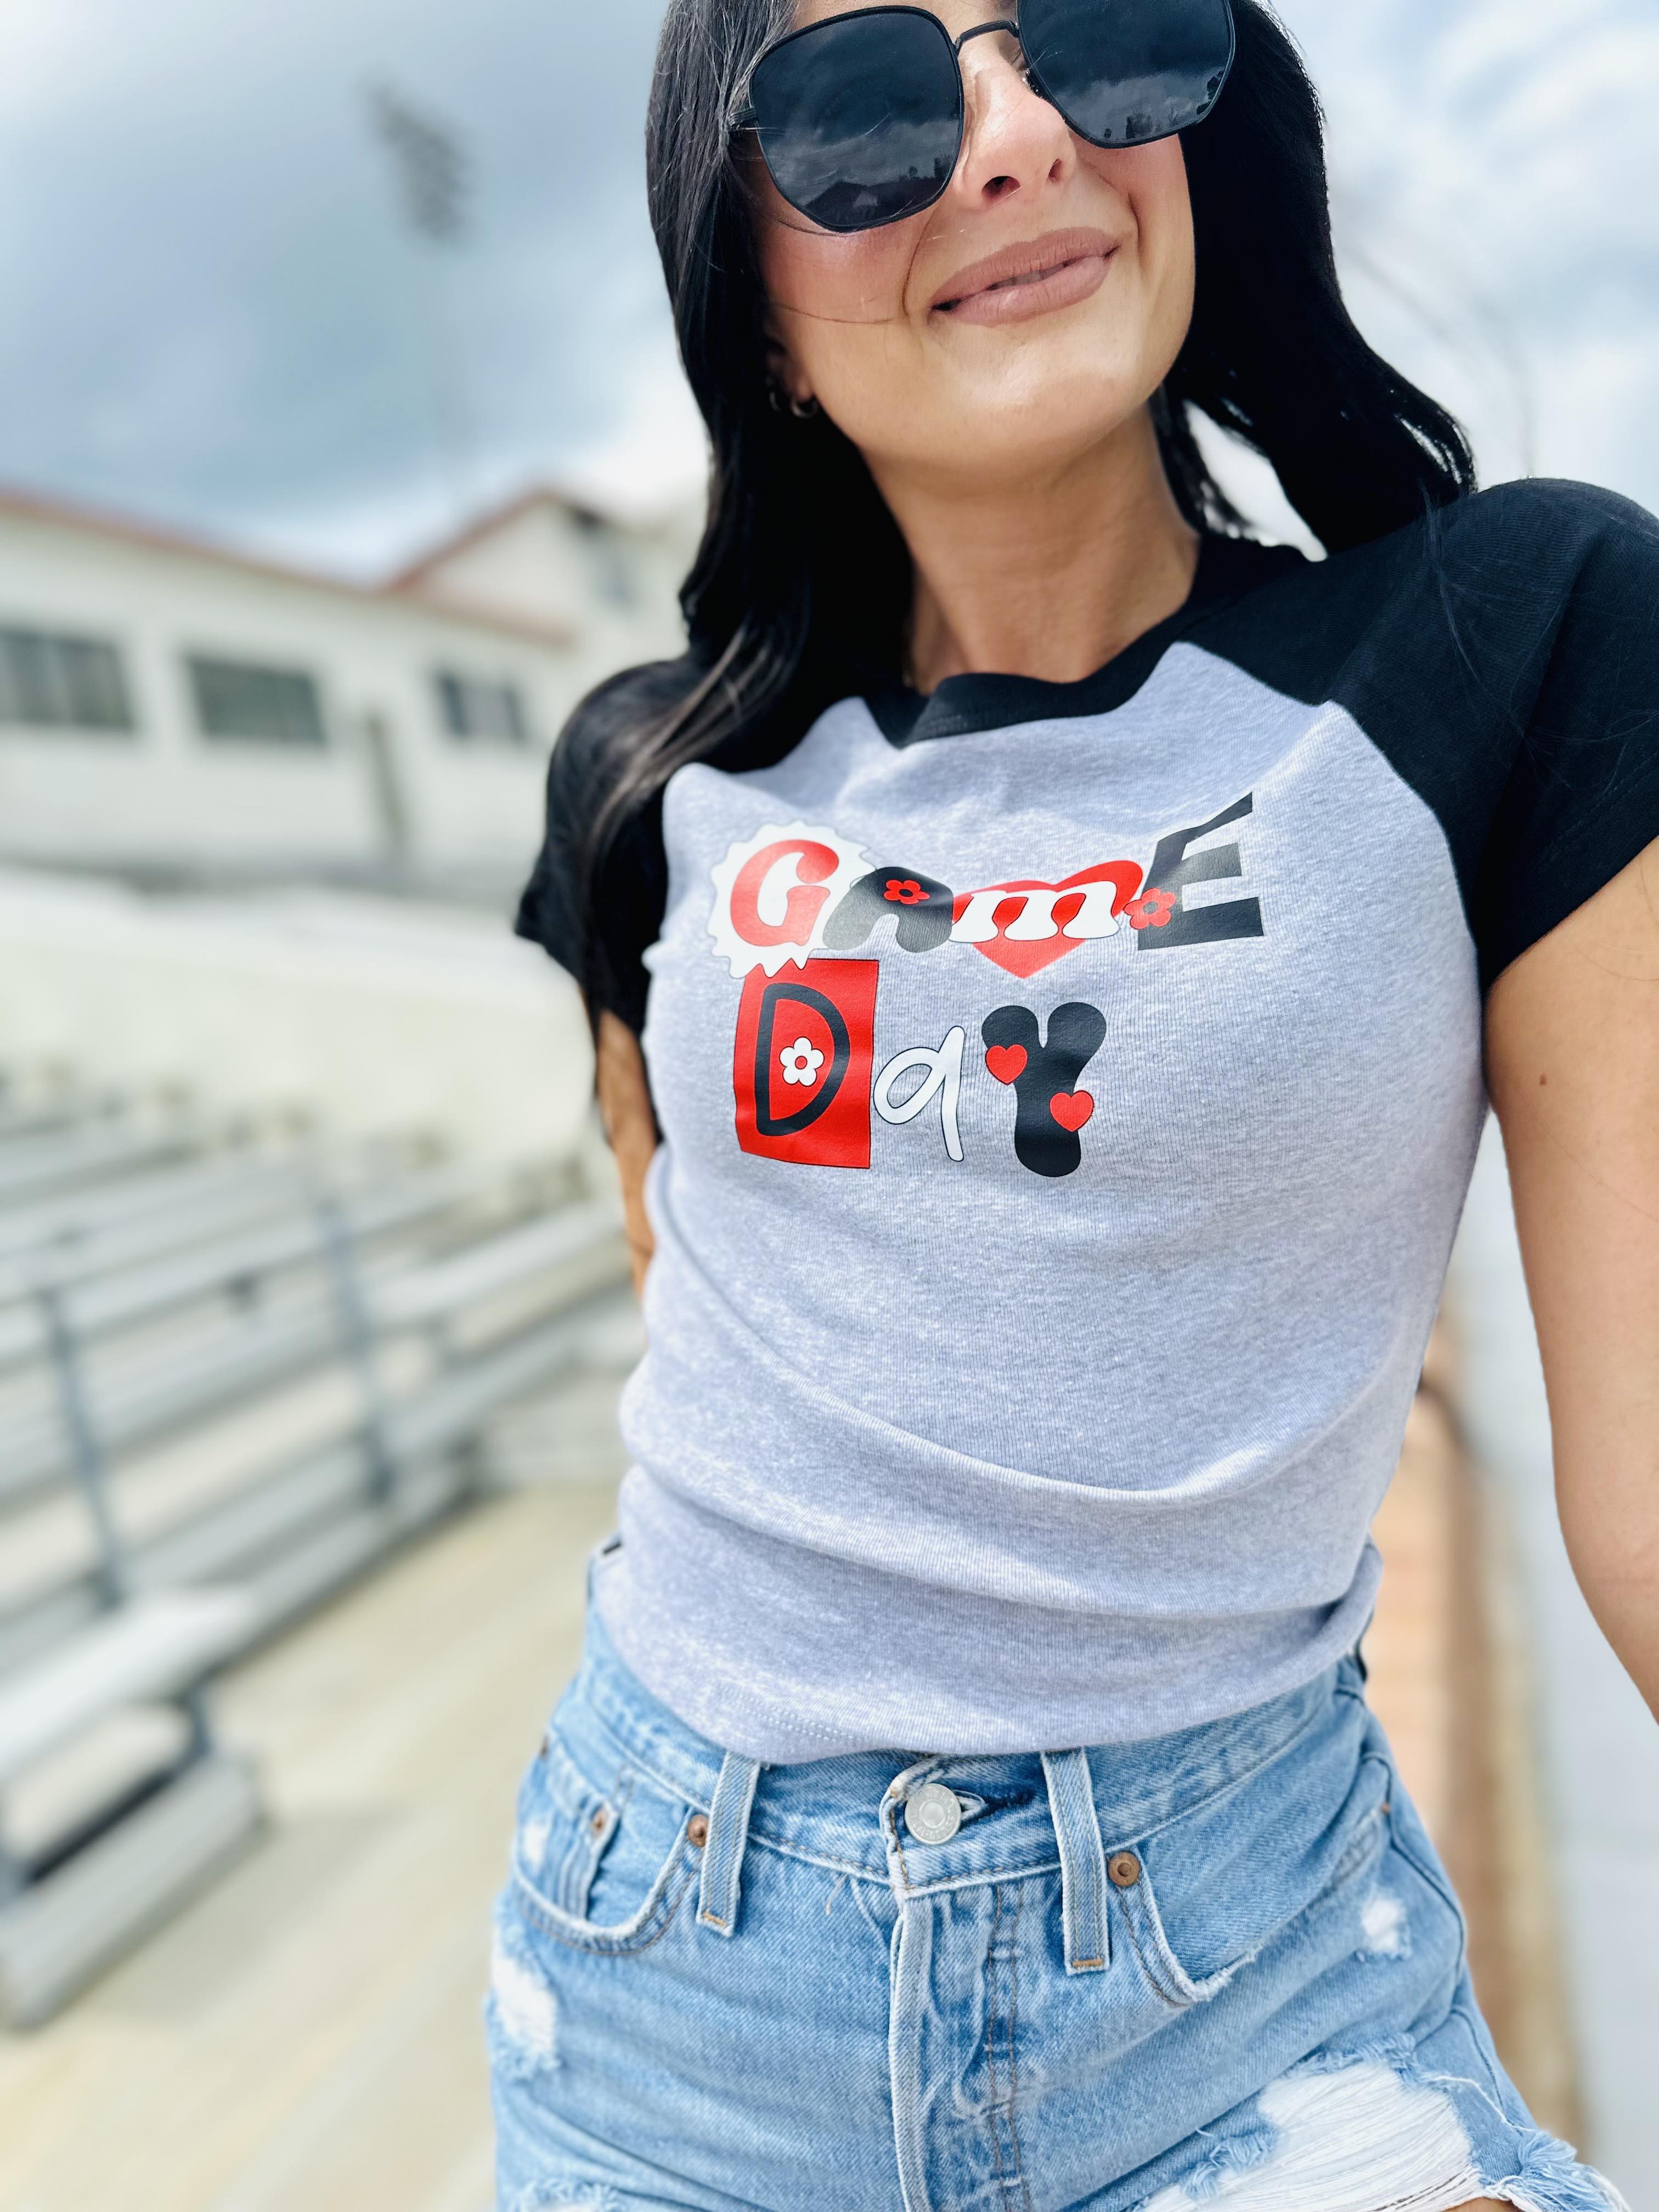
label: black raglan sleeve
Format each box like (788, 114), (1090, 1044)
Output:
(1465, 481), (1659, 986)
(513, 682), (672, 1037)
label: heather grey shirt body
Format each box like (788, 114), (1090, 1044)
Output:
(514, 489), (1659, 1763)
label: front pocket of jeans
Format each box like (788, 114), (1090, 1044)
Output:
(1108, 1730), (1393, 2007)
(510, 1730), (699, 1956)
(1111, 1857), (1214, 2007)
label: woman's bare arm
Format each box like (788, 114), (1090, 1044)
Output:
(1486, 833), (1659, 1720)
(596, 1010), (659, 1297)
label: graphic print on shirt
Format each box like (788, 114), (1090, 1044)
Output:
(708, 795), (1261, 981)
(714, 794), (1262, 1176)
(732, 958), (878, 1168)
(981, 1002), (1109, 1177)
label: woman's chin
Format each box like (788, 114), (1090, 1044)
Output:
(860, 402), (1156, 498)
(930, 361), (1158, 464)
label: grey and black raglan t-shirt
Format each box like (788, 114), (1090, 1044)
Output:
(518, 479), (1659, 1763)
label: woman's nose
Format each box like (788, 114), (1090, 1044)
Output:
(951, 42), (1076, 207)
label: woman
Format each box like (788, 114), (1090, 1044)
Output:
(496, 0), (1657, 2203)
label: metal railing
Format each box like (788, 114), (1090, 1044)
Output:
(0, 1073), (633, 2023)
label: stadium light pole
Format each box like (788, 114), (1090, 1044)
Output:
(365, 81), (479, 520)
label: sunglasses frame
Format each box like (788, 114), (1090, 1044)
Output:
(732, 0), (1237, 234)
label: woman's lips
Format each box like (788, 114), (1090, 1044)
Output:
(930, 229), (1117, 326)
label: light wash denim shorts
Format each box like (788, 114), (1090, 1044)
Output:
(488, 1578), (1625, 2212)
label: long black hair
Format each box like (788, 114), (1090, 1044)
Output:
(549, 0), (1476, 1025)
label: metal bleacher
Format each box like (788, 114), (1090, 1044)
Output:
(0, 1071), (634, 2027)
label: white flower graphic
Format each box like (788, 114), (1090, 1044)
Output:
(778, 1036), (825, 1087)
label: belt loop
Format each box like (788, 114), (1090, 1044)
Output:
(698, 1748), (761, 1937)
(1041, 1749), (1109, 1974)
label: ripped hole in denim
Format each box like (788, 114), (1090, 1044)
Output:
(512, 2184), (625, 2212)
(1357, 1883), (1412, 1960)
(489, 1920), (560, 2083)
(1135, 2062), (1487, 2210)
(1133, 2059), (1628, 2212)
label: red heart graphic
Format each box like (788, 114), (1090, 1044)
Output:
(951, 861), (1143, 977)
(984, 1044), (1028, 1085)
(1049, 1091), (1095, 1133)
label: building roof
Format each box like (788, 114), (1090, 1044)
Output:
(0, 482), (577, 651)
(385, 481), (623, 594)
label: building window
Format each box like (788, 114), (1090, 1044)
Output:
(571, 508), (638, 609)
(433, 671), (529, 745)
(188, 656), (327, 746)
(0, 624), (134, 732)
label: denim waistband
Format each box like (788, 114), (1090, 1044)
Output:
(564, 1550), (1357, 1911)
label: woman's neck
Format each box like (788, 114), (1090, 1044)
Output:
(873, 404), (1201, 695)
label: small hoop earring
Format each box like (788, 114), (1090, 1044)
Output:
(766, 381), (788, 413)
(788, 393), (820, 420)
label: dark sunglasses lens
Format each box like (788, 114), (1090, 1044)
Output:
(749, 11), (962, 233)
(1019, 0), (1234, 146)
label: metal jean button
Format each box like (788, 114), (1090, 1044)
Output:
(904, 1781), (963, 1844)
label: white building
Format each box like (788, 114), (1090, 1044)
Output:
(0, 483), (697, 894)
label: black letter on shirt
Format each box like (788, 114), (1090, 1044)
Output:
(753, 981), (851, 1138)
(982, 1002), (1108, 1178)
(1138, 792), (1264, 950)
(823, 866), (956, 955)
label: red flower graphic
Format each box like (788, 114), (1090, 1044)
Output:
(1126, 888), (1176, 930)
(883, 878), (926, 905)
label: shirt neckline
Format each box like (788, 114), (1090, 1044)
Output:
(865, 533), (1308, 748)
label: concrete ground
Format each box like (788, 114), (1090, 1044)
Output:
(0, 1475), (616, 2212)
(0, 1357), (1583, 2212)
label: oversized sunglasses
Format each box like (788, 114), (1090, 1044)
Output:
(733, 0), (1235, 234)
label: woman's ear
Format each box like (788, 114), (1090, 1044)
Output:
(763, 329), (815, 414)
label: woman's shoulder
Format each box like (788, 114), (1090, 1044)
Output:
(1419, 481), (1659, 740)
(1326, 477), (1659, 658)
(1199, 478), (1659, 699)
(1188, 479), (1659, 987)
(1447, 473), (1658, 537)
(544, 657), (693, 813)
(1434, 475), (1659, 588)
(1332, 481), (1659, 988)
(514, 658), (692, 1028)
(1459, 481), (1659, 983)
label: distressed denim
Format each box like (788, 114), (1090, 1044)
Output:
(488, 1582), (1626, 2212)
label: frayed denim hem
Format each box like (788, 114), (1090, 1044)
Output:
(509, 2186), (627, 2212)
(1131, 2035), (1626, 2212)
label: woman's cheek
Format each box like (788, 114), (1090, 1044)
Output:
(764, 221), (916, 338)
(1085, 140), (1192, 285)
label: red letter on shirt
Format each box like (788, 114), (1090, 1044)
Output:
(726, 839), (842, 950)
(733, 957), (878, 1169)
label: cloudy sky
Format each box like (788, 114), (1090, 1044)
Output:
(0, 0), (1654, 576)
